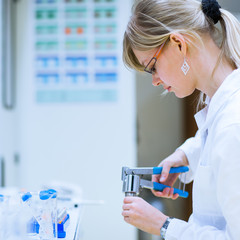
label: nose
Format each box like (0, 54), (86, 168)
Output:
(152, 74), (162, 86)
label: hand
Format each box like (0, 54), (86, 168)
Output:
(122, 196), (168, 235)
(152, 149), (188, 199)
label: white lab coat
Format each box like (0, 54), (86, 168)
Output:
(166, 68), (240, 240)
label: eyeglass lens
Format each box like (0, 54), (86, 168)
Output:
(144, 58), (157, 74)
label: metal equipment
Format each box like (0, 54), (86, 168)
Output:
(121, 166), (189, 198)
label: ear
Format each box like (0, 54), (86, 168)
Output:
(169, 33), (187, 56)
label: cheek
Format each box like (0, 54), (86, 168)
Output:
(157, 62), (182, 85)
(157, 54), (183, 82)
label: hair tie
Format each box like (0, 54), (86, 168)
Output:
(202, 0), (221, 24)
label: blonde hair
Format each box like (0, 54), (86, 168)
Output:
(123, 0), (240, 108)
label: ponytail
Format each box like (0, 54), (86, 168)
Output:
(220, 9), (240, 68)
(198, 9), (240, 110)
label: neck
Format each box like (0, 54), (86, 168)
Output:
(193, 35), (236, 98)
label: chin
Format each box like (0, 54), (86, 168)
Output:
(174, 89), (195, 98)
(173, 92), (187, 98)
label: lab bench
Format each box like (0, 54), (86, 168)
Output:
(0, 187), (84, 240)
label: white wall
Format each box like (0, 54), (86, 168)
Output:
(14, 1), (137, 240)
(218, 0), (240, 12)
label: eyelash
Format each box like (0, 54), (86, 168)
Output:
(151, 65), (156, 74)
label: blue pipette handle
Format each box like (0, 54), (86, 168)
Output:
(153, 166), (189, 175)
(153, 182), (189, 198)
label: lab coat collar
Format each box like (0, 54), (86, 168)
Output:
(194, 68), (240, 131)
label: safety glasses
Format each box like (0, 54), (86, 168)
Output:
(144, 40), (166, 75)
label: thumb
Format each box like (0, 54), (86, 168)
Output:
(160, 164), (171, 182)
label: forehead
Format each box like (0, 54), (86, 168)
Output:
(133, 48), (158, 67)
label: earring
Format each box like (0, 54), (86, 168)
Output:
(181, 57), (190, 75)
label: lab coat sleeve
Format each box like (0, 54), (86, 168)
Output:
(212, 123), (240, 240)
(165, 218), (228, 240)
(177, 131), (201, 183)
(165, 124), (240, 240)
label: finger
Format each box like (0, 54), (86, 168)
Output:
(151, 174), (159, 182)
(153, 187), (180, 200)
(122, 204), (130, 210)
(152, 189), (165, 197)
(160, 164), (171, 182)
(166, 188), (179, 200)
(168, 188), (174, 198)
(172, 193), (179, 200)
(163, 187), (170, 197)
(161, 187), (174, 199)
(124, 216), (130, 223)
(152, 187), (170, 198)
(123, 197), (134, 204)
(169, 187), (174, 195)
(122, 210), (130, 217)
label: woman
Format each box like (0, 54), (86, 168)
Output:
(121, 0), (240, 239)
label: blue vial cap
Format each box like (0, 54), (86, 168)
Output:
(39, 190), (51, 200)
(48, 189), (57, 199)
(0, 194), (4, 202)
(22, 192), (32, 202)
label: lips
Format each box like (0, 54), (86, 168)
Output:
(163, 86), (171, 91)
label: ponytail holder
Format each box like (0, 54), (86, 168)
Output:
(202, 0), (221, 24)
